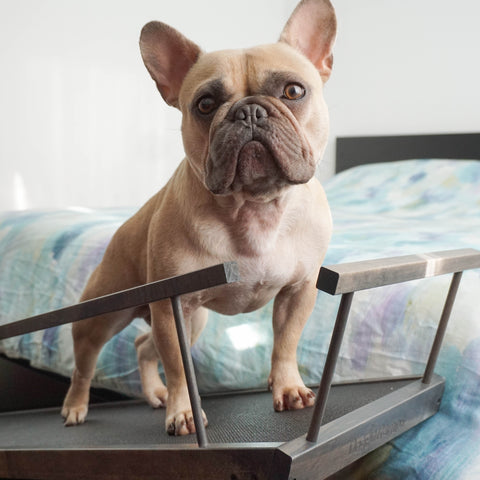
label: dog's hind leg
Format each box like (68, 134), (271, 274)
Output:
(190, 306), (208, 345)
(135, 331), (168, 408)
(135, 306), (207, 409)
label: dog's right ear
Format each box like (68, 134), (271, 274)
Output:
(140, 22), (202, 109)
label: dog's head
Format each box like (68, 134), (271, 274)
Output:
(140, 0), (336, 200)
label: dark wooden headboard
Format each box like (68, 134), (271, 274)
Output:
(335, 133), (480, 173)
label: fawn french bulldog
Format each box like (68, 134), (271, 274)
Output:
(62, 0), (336, 435)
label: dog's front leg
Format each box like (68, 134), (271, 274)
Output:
(150, 299), (208, 435)
(62, 309), (134, 425)
(269, 279), (318, 412)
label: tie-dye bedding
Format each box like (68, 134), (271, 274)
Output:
(1, 158), (479, 478)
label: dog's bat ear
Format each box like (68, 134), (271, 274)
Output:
(279, 0), (337, 82)
(140, 22), (202, 108)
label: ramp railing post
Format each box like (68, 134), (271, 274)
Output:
(171, 295), (208, 448)
(307, 292), (354, 443)
(422, 271), (463, 384)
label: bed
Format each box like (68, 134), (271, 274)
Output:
(1, 132), (480, 479)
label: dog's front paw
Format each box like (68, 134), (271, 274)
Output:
(61, 403), (89, 426)
(61, 373), (90, 426)
(268, 370), (316, 412)
(166, 409), (208, 436)
(271, 385), (316, 412)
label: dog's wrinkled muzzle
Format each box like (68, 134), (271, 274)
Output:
(205, 97), (316, 196)
(232, 102), (279, 190)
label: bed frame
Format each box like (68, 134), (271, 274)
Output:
(336, 132), (480, 173)
(1, 133), (480, 479)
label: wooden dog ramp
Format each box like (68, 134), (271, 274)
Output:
(1, 249), (479, 480)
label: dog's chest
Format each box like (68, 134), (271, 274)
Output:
(204, 254), (300, 315)
(199, 203), (321, 314)
(205, 233), (324, 316)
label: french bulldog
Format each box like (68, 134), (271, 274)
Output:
(62, 0), (336, 436)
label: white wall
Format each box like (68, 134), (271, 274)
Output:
(0, 0), (296, 210)
(322, 0), (480, 179)
(1, 0), (479, 210)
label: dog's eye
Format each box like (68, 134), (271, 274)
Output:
(282, 83), (305, 100)
(197, 96), (217, 115)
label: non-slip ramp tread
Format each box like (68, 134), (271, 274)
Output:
(0, 379), (412, 448)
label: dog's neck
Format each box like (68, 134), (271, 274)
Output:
(180, 159), (294, 256)
(216, 193), (291, 257)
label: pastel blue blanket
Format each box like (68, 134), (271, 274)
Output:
(1, 159), (479, 478)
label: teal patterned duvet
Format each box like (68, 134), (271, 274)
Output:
(1, 159), (480, 478)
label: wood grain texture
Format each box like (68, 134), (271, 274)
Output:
(0, 447), (276, 480)
(317, 248), (480, 295)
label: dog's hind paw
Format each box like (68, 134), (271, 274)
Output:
(145, 385), (168, 409)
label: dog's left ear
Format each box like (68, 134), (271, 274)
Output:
(140, 22), (202, 108)
(280, 0), (337, 82)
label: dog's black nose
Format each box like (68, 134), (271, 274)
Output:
(233, 103), (268, 127)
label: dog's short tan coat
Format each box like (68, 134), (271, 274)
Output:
(62, 0), (336, 436)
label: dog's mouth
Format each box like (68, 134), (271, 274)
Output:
(233, 141), (280, 193)
(205, 97), (316, 196)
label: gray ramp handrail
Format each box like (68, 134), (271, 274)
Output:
(0, 262), (240, 340)
(317, 248), (480, 295)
